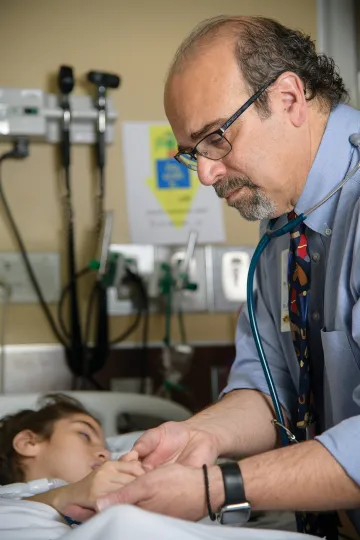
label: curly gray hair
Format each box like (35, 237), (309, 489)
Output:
(168, 15), (348, 114)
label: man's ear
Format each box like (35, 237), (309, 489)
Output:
(271, 72), (307, 128)
(13, 430), (44, 458)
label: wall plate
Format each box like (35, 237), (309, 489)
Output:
(107, 244), (155, 316)
(156, 245), (208, 313)
(0, 252), (61, 303)
(210, 246), (254, 312)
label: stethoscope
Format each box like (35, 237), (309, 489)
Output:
(247, 133), (360, 447)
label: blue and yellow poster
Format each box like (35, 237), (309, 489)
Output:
(122, 122), (225, 245)
(146, 126), (200, 228)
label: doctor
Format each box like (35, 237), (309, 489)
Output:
(99, 16), (360, 538)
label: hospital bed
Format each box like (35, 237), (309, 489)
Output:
(0, 391), (314, 539)
(0, 391), (192, 437)
(0, 390), (192, 461)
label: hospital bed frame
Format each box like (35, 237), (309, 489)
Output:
(0, 391), (191, 437)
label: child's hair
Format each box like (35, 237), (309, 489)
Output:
(0, 393), (99, 485)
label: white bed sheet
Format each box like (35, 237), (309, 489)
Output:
(0, 499), (316, 540)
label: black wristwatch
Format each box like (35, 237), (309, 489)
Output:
(218, 462), (251, 525)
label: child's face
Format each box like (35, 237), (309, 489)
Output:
(25, 413), (110, 483)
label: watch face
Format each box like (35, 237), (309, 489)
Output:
(219, 502), (252, 525)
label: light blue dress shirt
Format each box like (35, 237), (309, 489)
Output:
(222, 104), (360, 532)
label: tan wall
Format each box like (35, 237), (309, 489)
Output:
(0, 0), (317, 345)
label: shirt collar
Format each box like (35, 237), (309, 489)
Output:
(294, 104), (360, 235)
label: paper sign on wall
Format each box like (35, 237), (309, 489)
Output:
(122, 122), (225, 245)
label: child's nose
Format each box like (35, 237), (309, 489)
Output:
(97, 448), (110, 462)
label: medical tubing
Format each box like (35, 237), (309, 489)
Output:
(110, 269), (145, 344)
(63, 153), (83, 376)
(247, 214), (306, 447)
(91, 281), (109, 373)
(58, 267), (90, 339)
(0, 478), (67, 498)
(268, 214), (306, 238)
(304, 161), (360, 217)
(164, 287), (172, 348)
(94, 166), (105, 239)
(0, 149), (68, 346)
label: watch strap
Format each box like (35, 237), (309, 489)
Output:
(218, 462), (246, 505)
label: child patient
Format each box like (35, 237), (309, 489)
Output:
(0, 393), (145, 538)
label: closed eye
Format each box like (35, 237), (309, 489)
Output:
(79, 432), (91, 442)
(207, 134), (227, 147)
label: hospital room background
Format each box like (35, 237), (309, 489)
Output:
(0, 0), (359, 433)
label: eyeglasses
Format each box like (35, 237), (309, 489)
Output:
(174, 78), (276, 171)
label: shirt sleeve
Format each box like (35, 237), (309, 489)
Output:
(314, 203), (360, 487)
(315, 405), (360, 486)
(220, 245), (297, 421)
(315, 339), (360, 485)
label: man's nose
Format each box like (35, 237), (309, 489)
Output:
(196, 155), (227, 186)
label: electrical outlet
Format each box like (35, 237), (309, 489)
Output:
(107, 244), (155, 315)
(221, 251), (250, 302)
(0, 281), (11, 303)
(156, 246), (208, 312)
(210, 246), (254, 312)
(0, 252), (61, 303)
(107, 243), (255, 315)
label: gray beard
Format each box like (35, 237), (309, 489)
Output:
(213, 176), (277, 221)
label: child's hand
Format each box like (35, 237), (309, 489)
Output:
(34, 451), (145, 522)
(118, 449), (143, 464)
(70, 451), (145, 508)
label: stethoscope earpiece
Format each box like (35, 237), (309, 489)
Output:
(349, 133), (360, 148)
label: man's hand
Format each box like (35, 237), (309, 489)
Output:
(96, 463), (225, 522)
(133, 421), (220, 470)
(133, 390), (282, 470)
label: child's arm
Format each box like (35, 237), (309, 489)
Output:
(27, 451), (145, 521)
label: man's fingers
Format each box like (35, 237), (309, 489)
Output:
(96, 477), (148, 512)
(118, 450), (139, 462)
(133, 428), (161, 463)
(111, 460), (145, 477)
(135, 428), (182, 469)
(110, 473), (140, 486)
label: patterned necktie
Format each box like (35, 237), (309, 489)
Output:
(288, 210), (313, 431)
(288, 211), (339, 539)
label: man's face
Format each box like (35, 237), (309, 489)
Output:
(165, 39), (309, 220)
(25, 413), (109, 483)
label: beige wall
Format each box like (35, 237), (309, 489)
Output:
(0, 0), (317, 345)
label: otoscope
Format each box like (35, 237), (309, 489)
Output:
(58, 65), (83, 376)
(87, 70), (120, 234)
(83, 70), (120, 383)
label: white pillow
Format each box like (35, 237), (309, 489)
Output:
(107, 431), (144, 460)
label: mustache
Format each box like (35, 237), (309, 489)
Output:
(213, 176), (257, 198)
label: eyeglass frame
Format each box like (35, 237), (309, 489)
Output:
(174, 77), (277, 169)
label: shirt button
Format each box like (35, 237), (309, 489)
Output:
(312, 253), (320, 262)
(325, 227), (332, 236)
(312, 312), (320, 322)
